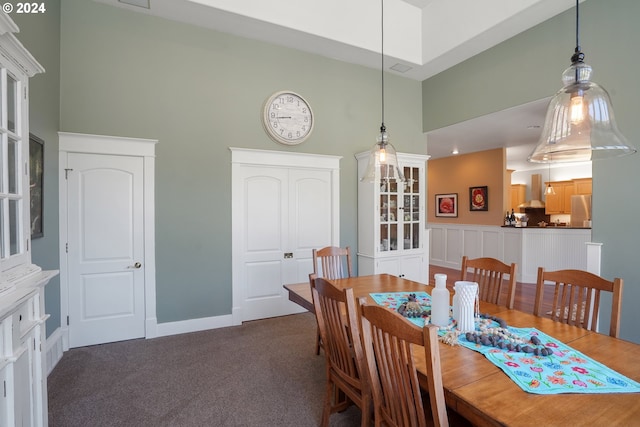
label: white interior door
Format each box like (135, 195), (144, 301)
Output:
(238, 165), (293, 321)
(287, 169), (334, 283)
(66, 153), (145, 347)
(232, 149), (340, 323)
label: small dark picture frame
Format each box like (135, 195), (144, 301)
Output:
(469, 186), (488, 211)
(29, 134), (44, 238)
(435, 193), (457, 217)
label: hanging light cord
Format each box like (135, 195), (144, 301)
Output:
(571, 0), (584, 64)
(380, 0), (386, 135)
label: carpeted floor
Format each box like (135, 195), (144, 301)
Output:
(47, 312), (362, 426)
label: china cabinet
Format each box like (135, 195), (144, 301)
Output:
(0, 13), (55, 427)
(356, 152), (429, 283)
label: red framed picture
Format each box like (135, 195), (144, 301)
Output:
(435, 193), (457, 217)
(469, 186), (488, 211)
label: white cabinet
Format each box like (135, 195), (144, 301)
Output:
(0, 13), (52, 427)
(356, 152), (430, 283)
(0, 269), (55, 427)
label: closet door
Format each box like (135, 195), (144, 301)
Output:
(231, 149), (340, 323)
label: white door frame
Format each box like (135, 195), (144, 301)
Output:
(230, 147), (341, 325)
(58, 132), (158, 351)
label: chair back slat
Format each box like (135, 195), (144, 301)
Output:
(461, 256), (517, 309)
(313, 246), (353, 280)
(534, 268), (624, 338)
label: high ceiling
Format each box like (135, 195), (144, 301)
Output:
(99, 0), (581, 170)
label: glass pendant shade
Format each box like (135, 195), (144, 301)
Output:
(545, 183), (556, 196)
(545, 163), (555, 195)
(361, 127), (405, 182)
(529, 61), (636, 163)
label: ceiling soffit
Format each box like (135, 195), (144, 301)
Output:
(99, 0), (577, 81)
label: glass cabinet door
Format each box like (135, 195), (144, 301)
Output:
(379, 179), (398, 252)
(378, 164), (422, 253)
(402, 166), (421, 250)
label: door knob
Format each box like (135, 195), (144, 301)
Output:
(128, 262), (142, 269)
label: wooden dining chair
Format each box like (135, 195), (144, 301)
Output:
(310, 275), (371, 427)
(312, 246), (354, 354)
(460, 256), (517, 309)
(533, 267), (624, 338)
(313, 246), (354, 280)
(359, 300), (448, 427)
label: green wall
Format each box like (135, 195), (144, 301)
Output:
(12, 1), (62, 336)
(423, 0), (640, 343)
(17, 0), (637, 344)
(58, 0), (424, 323)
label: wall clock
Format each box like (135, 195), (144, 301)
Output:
(262, 91), (314, 145)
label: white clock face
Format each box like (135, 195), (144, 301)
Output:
(263, 91), (314, 145)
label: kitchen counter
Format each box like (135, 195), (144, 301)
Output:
(430, 224), (592, 283)
(501, 225), (591, 230)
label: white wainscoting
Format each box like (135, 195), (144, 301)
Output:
(429, 224), (593, 283)
(46, 327), (65, 375)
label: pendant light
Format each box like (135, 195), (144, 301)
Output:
(528, 0), (636, 163)
(545, 163), (556, 195)
(361, 0), (405, 183)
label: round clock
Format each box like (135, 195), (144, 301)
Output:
(262, 91), (314, 145)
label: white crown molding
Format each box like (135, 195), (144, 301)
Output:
(0, 12), (44, 77)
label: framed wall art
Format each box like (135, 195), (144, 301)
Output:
(435, 193), (457, 217)
(29, 134), (44, 238)
(469, 186), (488, 211)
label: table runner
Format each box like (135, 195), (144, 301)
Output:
(369, 292), (640, 395)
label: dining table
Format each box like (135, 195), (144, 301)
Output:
(283, 274), (640, 427)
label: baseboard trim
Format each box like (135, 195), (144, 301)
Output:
(45, 315), (235, 368)
(155, 314), (234, 338)
(46, 327), (64, 376)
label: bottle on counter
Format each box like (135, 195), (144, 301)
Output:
(510, 209), (516, 226)
(505, 211), (511, 226)
(431, 274), (450, 327)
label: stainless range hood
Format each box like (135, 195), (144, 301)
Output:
(518, 174), (545, 209)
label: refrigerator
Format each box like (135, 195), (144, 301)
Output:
(570, 195), (592, 227)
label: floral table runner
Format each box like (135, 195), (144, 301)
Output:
(369, 291), (640, 394)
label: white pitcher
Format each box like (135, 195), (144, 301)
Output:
(455, 281), (478, 332)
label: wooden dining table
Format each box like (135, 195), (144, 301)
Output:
(284, 274), (640, 427)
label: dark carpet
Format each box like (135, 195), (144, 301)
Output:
(47, 312), (361, 426)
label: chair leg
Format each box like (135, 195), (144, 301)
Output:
(316, 326), (322, 355)
(321, 379), (333, 427)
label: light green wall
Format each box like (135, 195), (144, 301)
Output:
(21, 0), (637, 343)
(423, 0), (640, 343)
(58, 0), (424, 323)
(12, 1), (62, 337)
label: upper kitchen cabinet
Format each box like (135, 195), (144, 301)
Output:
(545, 178), (592, 215)
(356, 152), (429, 283)
(510, 184), (526, 212)
(545, 181), (575, 214)
(573, 178), (592, 195)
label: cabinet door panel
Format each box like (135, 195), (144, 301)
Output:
(399, 256), (426, 283)
(13, 345), (32, 426)
(376, 258), (400, 277)
(563, 183), (575, 214)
